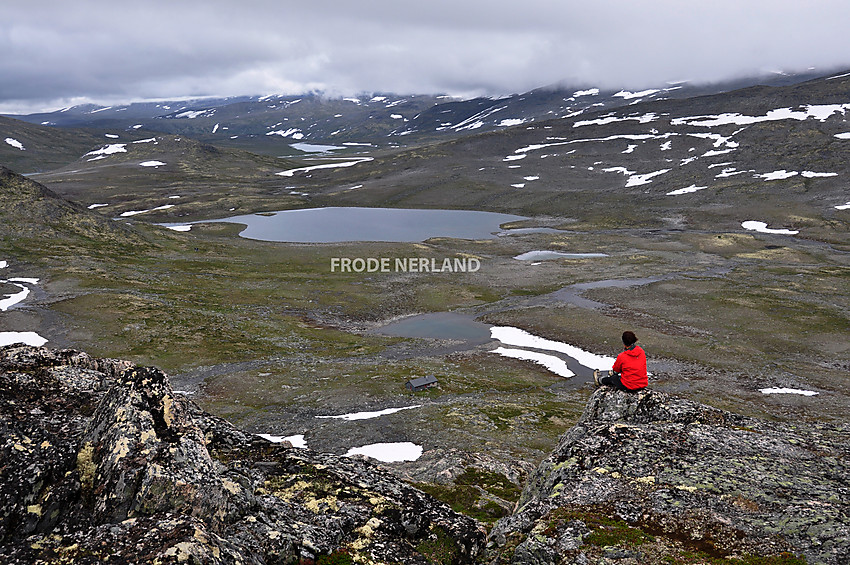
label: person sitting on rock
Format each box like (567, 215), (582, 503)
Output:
(594, 331), (648, 392)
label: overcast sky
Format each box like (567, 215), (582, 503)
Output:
(3, 0), (850, 114)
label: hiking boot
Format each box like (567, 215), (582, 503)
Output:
(593, 370), (601, 386)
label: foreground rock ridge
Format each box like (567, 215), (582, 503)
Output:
(3, 345), (848, 565)
(488, 387), (850, 565)
(0, 345), (485, 564)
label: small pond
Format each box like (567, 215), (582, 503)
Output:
(372, 312), (492, 343)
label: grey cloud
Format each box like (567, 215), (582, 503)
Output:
(2, 0), (850, 113)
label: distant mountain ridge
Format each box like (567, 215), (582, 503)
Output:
(4, 69), (836, 157)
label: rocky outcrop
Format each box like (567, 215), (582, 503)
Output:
(487, 387), (850, 565)
(0, 345), (485, 564)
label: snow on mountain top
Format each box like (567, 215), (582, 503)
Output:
(574, 112), (658, 127)
(614, 89), (661, 100)
(573, 88), (599, 97)
(498, 119), (526, 127)
(672, 104), (850, 127)
(174, 109), (215, 119)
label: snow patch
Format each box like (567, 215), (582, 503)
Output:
(267, 128), (304, 139)
(345, 442), (423, 462)
(667, 184), (707, 196)
(716, 168), (746, 178)
(673, 104), (850, 127)
(601, 166), (636, 176)
(276, 157), (373, 177)
(702, 149), (737, 158)
(514, 251), (608, 261)
(0, 332), (47, 347)
(741, 221), (798, 235)
(316, 405), (421, 421)
(257, 434), (307, 448)
(0, 284), (29, 311)
(174, 109), (213, 119)
(759, 387), (818, 396)
(4, 138), (25, 150)
(614, 89), (660, 100)
(490, 326), (614, 371)
(84, 144), (127, 157)
(491, 347), (574, 378)
(290, 143), (343, 153)
(758, 170), (798, 181)
(626, 169), (671, 187)
(139, 161), (166, 168)
(574, 112), (658, 128)
(119, 204), (175, 217)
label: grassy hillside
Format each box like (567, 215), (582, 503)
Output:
(0, 116), (118, 174)
(27, 134), (307, 220)
(0, 166), (146, 254)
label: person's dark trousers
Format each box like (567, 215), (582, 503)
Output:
(600, 372), (637, 392)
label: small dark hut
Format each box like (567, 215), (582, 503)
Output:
(405, 374), (438, 392)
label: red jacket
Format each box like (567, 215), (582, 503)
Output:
(612, 345), (647, 390)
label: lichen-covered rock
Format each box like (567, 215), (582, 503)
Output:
(487, 387), (850, 565)
(0, 345), (485, 564)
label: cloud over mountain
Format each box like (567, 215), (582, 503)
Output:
(3, 0), (850, 113)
